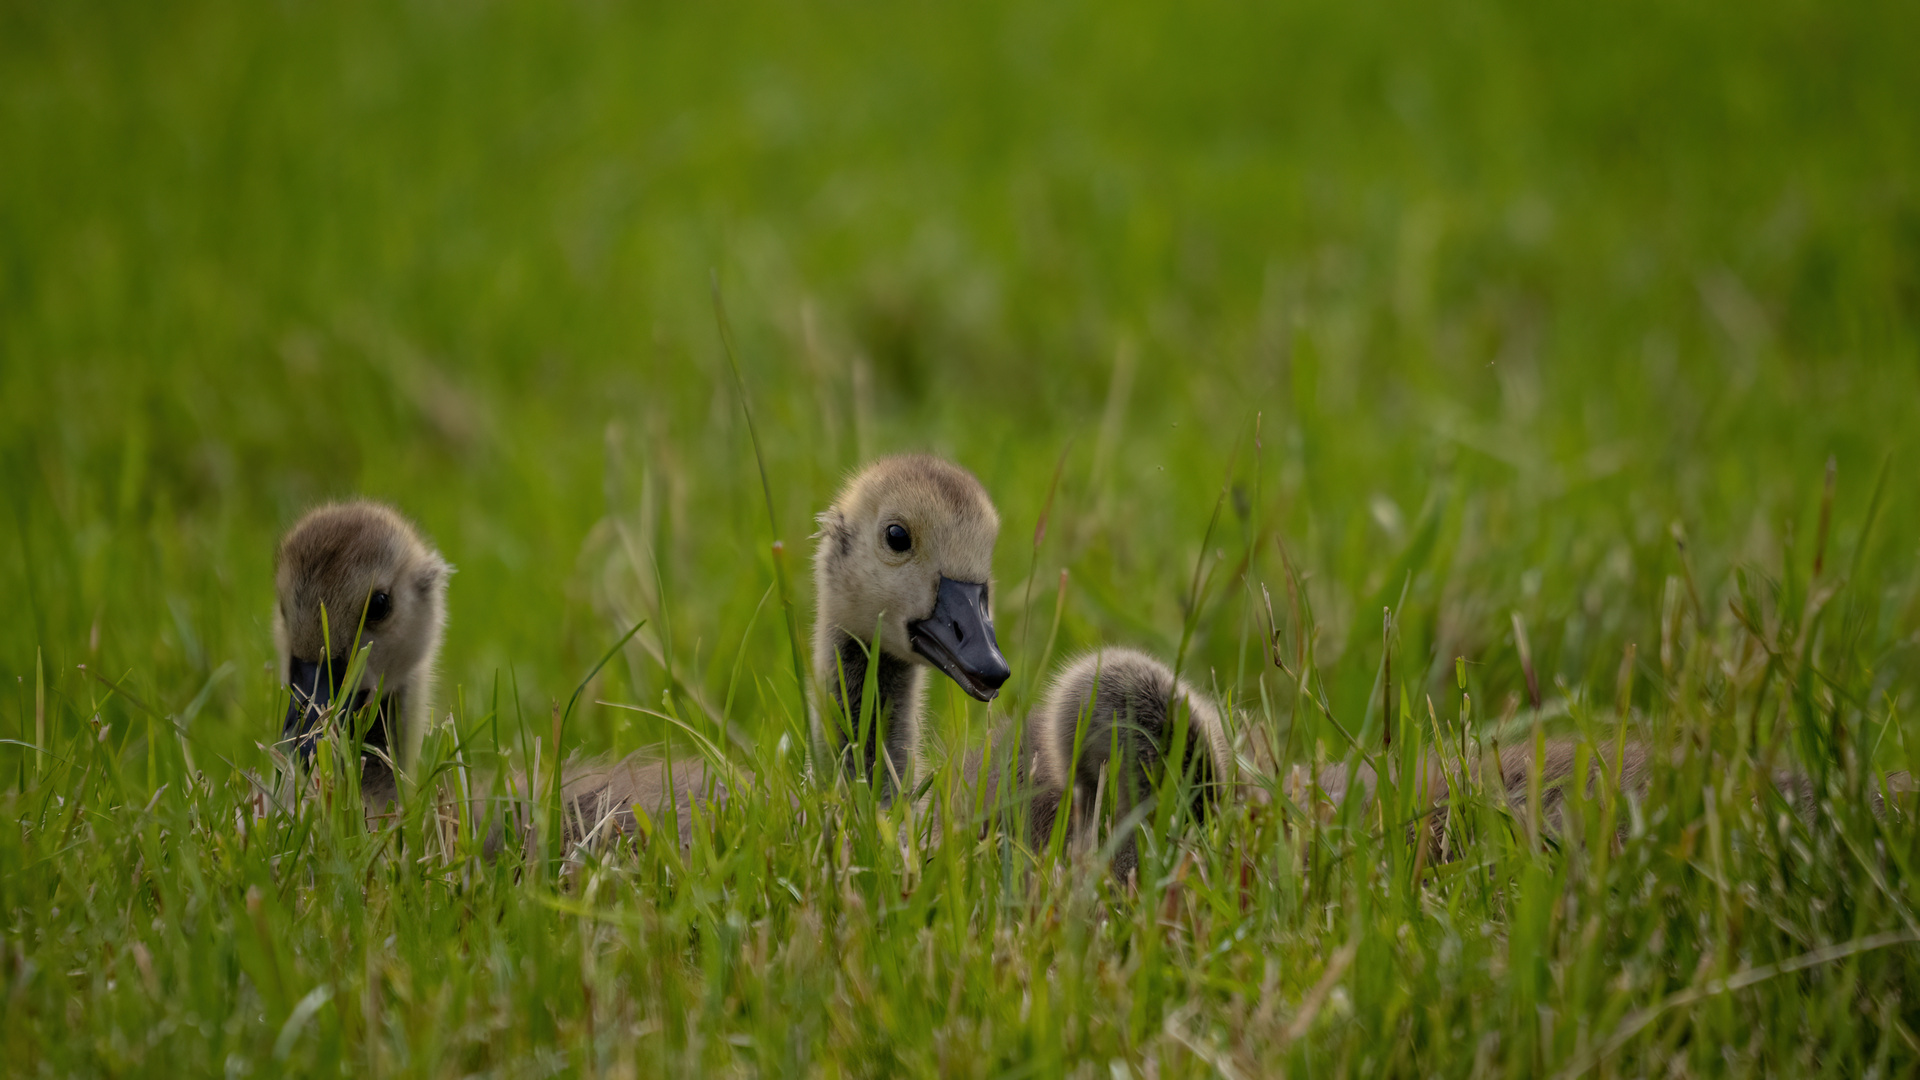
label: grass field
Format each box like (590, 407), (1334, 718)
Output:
(5, 0), (1920, 1074)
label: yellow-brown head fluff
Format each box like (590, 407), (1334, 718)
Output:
(272, 501), (449, 777)
(811, 455), (1008, 796)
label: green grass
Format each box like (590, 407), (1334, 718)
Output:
(5, 0), (1920, 1073)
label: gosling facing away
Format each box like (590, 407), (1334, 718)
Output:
(1021, 649), (1912, 873)
(1025, 648), (1233, 878)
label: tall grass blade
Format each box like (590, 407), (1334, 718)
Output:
(711, 271), (812, 723)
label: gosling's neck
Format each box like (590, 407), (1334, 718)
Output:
(345, 667), (429, 807)
(329, 686), (403, 808)
(818, 629), (924, 799)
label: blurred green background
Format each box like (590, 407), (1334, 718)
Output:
(4, 0), (1917, 764)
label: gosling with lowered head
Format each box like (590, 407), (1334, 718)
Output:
(1023, 647), (1913, 874)
(273, 501), (449, 812)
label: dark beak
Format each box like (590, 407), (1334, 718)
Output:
(909, 577), (1012, 702)
(282, 653), (367, 760)
(283, 656), (332, 760)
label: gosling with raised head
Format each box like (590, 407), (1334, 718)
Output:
(810, 454), (1011, 798)
(552, 455), (1014, 842)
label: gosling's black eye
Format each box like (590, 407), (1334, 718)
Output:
(885, 524), (911, 553)
(367, 591), (392, 623)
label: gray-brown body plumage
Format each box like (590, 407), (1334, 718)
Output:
(1283, 741), (1908, 832)
(485, 755), (739, 856)
(1277, 740), (1656, 854)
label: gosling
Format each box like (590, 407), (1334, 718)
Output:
(1024, 648), (1232, 878)
(553, 454), (1016, 842)
(811, 453), (1012, 798)
(273, 501), (449, 811)
(1021, 649), (1655, 874)
(538, 453), (1018, 842)
(1026, 649), (1911, 872)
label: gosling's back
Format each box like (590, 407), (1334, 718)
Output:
(1028, 648), (1232, 875)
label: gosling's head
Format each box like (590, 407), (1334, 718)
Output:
(272, 502), (449, 753)
(812, 455), (1011, 701)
